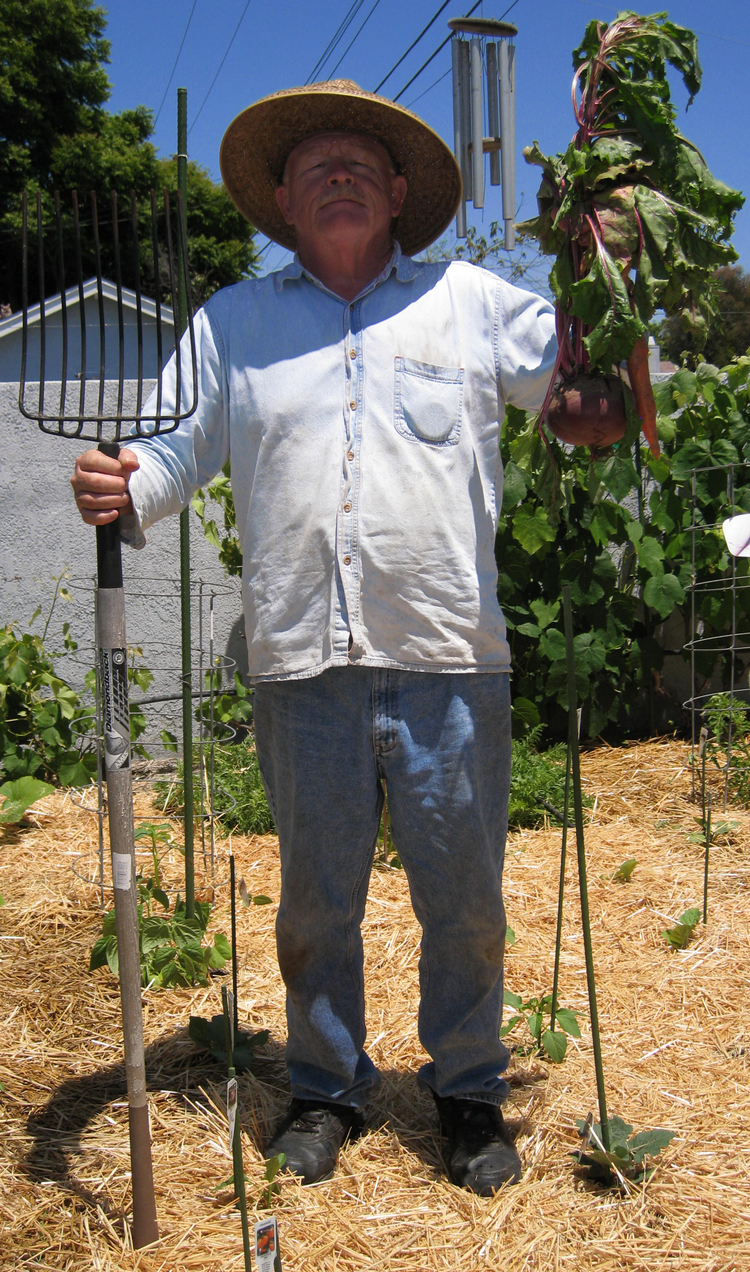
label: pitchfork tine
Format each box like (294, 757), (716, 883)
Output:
(72, 192), (87, 431)
(19, 193), (29, 416)
(131, 193), (145, 430)
(36, 193), (46, 421)
(111, 191), (126, 427)
(55, 192), (69, 425)
(163, 189), (182, 421)
(90, 191), (106, 429)
(150, 190), (164, 426)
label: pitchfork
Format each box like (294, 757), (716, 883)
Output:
(19, 187), (198, 1247)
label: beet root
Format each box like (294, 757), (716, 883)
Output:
(546, 374), (627, 450)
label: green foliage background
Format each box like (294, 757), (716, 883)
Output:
(0, 0), (258, 311)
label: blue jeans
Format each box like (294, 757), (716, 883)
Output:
(253, 667), (512, 1109)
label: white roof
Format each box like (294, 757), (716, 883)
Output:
(0, 277), (175, 338)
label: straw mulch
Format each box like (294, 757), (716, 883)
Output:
(1, 739), (749, 1271)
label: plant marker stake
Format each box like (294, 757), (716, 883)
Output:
(176, 86), (195, 921)
(549, 741), (572, 1033)
(699, 725), (708, 827)
(562, 585), (611, 1153)
(222, 985), (252, 1272)
(703, 792), (711, 924)
(230, 853), (239, 1038)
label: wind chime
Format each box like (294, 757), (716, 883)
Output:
(448, 16), (517, 247)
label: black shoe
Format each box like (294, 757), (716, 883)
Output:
(433, 1093), (523, 1195)
(264, 1098), (364, 1185)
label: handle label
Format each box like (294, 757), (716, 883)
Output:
(100, 647), (130, 770)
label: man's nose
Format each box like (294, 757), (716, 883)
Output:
(327, 162), (355, 184)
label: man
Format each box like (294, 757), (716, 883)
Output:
(72, 80), (556, 1195)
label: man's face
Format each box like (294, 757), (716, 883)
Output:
(275, 131), (407, 252)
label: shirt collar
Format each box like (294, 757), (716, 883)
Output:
(274, 241), (417, 295)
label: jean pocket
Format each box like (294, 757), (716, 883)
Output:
(394, 356), (464, 446)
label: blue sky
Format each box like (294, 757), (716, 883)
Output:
(102, 0), (750, 275)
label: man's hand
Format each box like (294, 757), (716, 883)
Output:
(71, 447), (140, 525)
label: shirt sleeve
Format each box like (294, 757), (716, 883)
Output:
(121, 303), (229, 546)
(494, 278), (558, 413)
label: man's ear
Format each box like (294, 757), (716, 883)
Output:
(275, 183), (293, 225)
(391, 175), (407, 219)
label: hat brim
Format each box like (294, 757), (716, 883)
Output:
(219, 83), (462, 257)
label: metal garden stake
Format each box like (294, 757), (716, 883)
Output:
(19, 185), (197, 1247)
(561, 585), (611, 1152)
(222, 984), (252, 1271)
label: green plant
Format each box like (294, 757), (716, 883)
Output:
(501, 990), (582, 1063)
(90, 857), (232, 988)
(0, 775), (54, 824)
(698, 692), (750, 805)
(662, 906), (701, 949)
(575, 1114), (675, 1185)
(192, 462), (243, 577)
(195, 668), (254, 740)
(608, 857), (637, 883)
(518, 12), (742, 437)
(0, 618), (96, 786)
(262, 1154), (287, 1208)
(508, 727), (589, 827)
(188, 1014), (269, 1071)
(238, 878), (272, 907)
(157, 739), (275, 836)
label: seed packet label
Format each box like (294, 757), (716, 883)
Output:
(254, 1216), (280, 1272)
(112, 852), (131, 891)
(227, 1077), (237, 1151)
(100, 647), (130, 771)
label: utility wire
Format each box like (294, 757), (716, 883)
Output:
(189, 0), (253, 135)
(328, 0), (384, 79)
(373, 0), (454, 93)
(306, 0), (366, 85)
(405, 65), (452, 108)
(154, 0), (199, 125)
(393, 0), (519, 103)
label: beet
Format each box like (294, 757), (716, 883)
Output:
(546, 374), (626, 450)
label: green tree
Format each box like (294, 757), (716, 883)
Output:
(660, 266), (750, 368)
(0, 0), (258, 311)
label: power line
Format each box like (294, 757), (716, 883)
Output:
(189, 0), (253, 136)
(405, 65), (452, 108)
(328, 0), (384, 79)
(306, 1), (366, 85)
(154, 0), (199, 125)
(392, 0), (519, 103)
(373, 0), (454, 94)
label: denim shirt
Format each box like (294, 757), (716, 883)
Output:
(126, 244), (556, 681)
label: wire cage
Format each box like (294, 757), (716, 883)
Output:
(685, 461), (750, 807)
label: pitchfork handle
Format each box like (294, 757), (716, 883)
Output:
(96, 441), (124, 588)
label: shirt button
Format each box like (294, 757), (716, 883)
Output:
(350, 349), (356, 359)
(343, 555), (351, 565)
(344, 502), (351, 512)
(350, 401), (356, 410)
(347, 450), (354, 460)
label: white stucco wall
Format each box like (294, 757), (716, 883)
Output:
(0, 381), (245, 746)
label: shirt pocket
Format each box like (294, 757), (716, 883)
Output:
(394, 356), (464, 447)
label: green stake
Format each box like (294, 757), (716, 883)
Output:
(562, 585), (610, 1153)
(222, 985), (252, 1272)
(549, 742), (572, 1034)
(703, 791), (711, 924)
(176, 86), (195, 919)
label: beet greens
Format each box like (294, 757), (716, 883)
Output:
(518, 12), (743, 408)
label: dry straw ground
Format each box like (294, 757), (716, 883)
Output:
(1, 739), (749, 1271)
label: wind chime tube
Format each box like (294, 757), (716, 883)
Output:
(470, 37), (484, 210)
(499, 39), (516, 249)
(458, 39), (472, 205)
(486, 42), (501, 186)
(451, 39), (467, 238)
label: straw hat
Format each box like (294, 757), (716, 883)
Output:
(219, 79), (462, 257)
